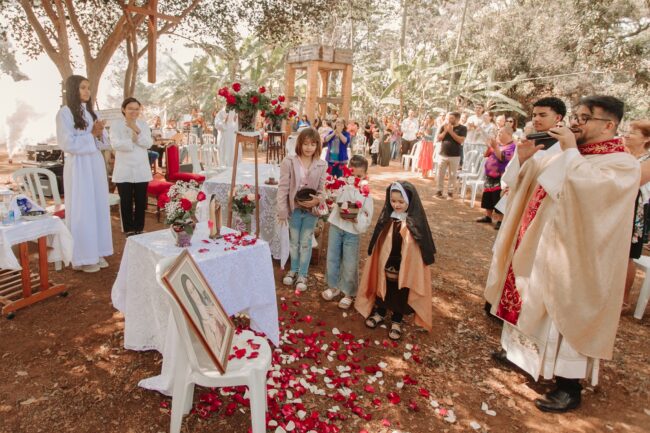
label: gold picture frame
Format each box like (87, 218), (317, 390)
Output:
(162, 250), (235, 373)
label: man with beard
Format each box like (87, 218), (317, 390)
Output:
(484, 95), (639, 412)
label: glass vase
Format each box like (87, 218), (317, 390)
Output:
(171, 222), (194, 248)
(238, 110), (257, 132)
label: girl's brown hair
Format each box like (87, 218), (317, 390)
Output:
(295, 127), (322, 158)
(630, 120), (650, 149)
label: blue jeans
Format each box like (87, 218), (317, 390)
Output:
(390, 140), (399, 159)
(289, 209), (318, 277)
(326, 224), (360, 296)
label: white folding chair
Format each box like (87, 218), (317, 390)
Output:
(401, 140), (421, 171)
(632, 256), (650, 319)
(154, 258), (272, 433)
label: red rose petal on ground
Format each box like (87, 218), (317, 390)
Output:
(387, 392), (401, 404)
(408, 401), (419, 412)
(381, 419), (391, 427)
(418, 388), (430, 398)
(363, 385), (375, 393)
(198, 248), (209, 253)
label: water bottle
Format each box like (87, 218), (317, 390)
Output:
(3, 210), (15, 225)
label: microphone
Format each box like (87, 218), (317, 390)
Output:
(526, 127), (581, 140)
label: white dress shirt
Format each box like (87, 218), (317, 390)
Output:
(110, 118), (153, 183)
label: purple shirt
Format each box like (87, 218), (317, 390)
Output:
(484, 142), (516, 179)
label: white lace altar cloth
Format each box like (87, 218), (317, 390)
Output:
(0, 216), (72, 270)
(199, 162), (281, 259)
(111, 223), (279, 359)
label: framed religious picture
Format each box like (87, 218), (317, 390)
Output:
(162, 250), (235, 373)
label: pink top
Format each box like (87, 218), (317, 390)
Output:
(277, 155), (328, 219)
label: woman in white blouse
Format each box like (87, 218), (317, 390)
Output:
(110, 97), (153, 236)
(55, 75), (113, 273)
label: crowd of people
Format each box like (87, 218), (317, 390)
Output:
(54, 72), (650, 413)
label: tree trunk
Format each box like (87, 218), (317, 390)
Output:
(398, 0), (407, 118)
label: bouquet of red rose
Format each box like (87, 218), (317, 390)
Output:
(158, 180), (206, 235)
(232, 184), (259, 216)
(217, 84), (272, 114)
(261, 95), (297, 128)
(323, 166), (370, 220)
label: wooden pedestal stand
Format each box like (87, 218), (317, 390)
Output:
(0, 237), (67, 319)
(227, 132), (262, 238)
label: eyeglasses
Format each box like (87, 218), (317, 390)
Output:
(506, 120), (514, 123)
(569, 114), (612, 125)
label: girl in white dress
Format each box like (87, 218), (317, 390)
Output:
(55, 75), (113, 273)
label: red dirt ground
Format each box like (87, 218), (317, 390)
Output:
(0, 152), (648, 433)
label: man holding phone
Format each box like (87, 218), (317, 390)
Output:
(484, 95), (639, 413)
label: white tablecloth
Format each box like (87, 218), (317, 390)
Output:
(111, 223), (279, 352)
(0, 217), (72, 270)
(199, 163), (281, 259)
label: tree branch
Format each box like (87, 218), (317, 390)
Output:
(63, 0), (92, 61)
(16, 0), (68, 74)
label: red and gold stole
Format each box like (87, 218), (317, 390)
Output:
(496, 138), (626, 324)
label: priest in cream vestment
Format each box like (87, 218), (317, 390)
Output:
(484, 96), (640, 413)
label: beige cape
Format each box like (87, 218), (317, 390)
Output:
(355, 221), (432, 330)
(485, 150), (639, 360)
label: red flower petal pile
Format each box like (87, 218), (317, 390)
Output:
(164, 297), (435, 432)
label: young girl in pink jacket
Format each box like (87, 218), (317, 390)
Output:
(277, 128), (328, 292)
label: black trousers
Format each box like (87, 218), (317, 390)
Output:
(116, 182), (149, 233)
(401, 139), (416, 156)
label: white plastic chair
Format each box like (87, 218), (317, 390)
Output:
(401, 140), (421, 171)
(199, 137), (221, 177)
(467, 170), (486, 208)
(632, 256), (650, 319)
(187, 143), (202, 174)
(352, 136), (367, 156)
(459, 155), (485, 199)
(12, 167), (62, 210)
(155, 259), (272, 433)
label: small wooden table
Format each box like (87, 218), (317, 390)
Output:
(0, 236), (67, 319)
(0, 216), (72, 319)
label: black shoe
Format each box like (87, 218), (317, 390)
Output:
(535, 388), (581, 413)
(494, 221), (502, 230)
(435, 191), (443, 198)
(447, 192), (453, 199)
(491, 349), (510, 365)
(476, 216), (493, 223)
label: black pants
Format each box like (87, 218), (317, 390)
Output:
(116, 182), (148, 233)
(371, 153), (378, 165)
(401, 139), (416, 156)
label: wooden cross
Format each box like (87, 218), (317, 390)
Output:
(125, 0), (180, 83)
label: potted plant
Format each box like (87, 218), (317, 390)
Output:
(217, 84), (271, 132)
(261, 95), (297, 131)
(157, 180), (206, 247)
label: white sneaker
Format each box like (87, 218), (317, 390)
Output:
(283, 271), (296, 286)
(73, 264), (100, 273)
(98, 257), (109, 268)
(295, 276), (308, 292)
(321, 287), (341, 301)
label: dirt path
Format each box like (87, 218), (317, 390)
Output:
(0, 155), (648, 433)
